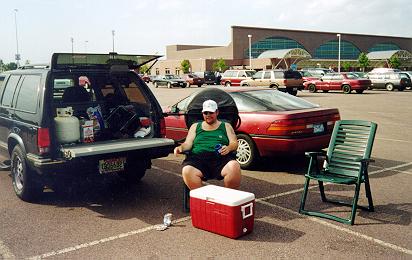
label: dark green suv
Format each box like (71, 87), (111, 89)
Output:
(0, 53), (175, 201)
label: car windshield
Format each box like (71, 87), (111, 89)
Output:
(245, 71), (255, 77)
(346, 73), (360, 79)
(230, 89), (319, 112)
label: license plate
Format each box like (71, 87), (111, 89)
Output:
(99, 157), (126, 174)
(313, 123), (325, 133)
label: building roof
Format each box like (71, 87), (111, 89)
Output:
(257, 48), (312, 59)
(367, 50), (412, 60)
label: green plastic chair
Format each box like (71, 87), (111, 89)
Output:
(299, 120), (378, 225)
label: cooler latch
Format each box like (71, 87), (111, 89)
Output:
(241, 203), (253, 219)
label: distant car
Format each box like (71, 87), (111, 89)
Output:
(163, 88), (340, 169)
(182, 73), (204, 87)
(152, 74), (187, 88)
(240, 69), (304, 96)
(366, 72), (411, 91)
(304, 72), (371, 94)
(301, 68), (334, 77)
(220, 69), (256, 87)
(138, 74), (151, 83)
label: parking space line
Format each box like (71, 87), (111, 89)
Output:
(393, 169), (412, 176)
(0, 239), (15, 259)
(27, 216), (191, 259)
(376, 137), (412, 144)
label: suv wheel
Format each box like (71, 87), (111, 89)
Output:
(287, 89), (298, 96)
(342, 84), (352, 94)
(386, 83), (394, 91)
(308, 84), (316, 93)
(236, 134), (258, 169)
(11, 146), (43, 201)
(120, 159), (147, 183)
(225, 82), (231, 87)
(270, 85), (279, 90)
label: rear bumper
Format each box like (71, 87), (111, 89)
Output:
(252, 134), (331, 157)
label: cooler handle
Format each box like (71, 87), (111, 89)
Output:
(241, 203), (253, 219)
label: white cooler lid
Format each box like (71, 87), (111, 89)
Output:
(190, 185), (255, 206)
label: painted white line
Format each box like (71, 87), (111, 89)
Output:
(0, 239), (15, 259)
(376, 137), (412, 144)
(392, 169), (412, 176)
(27, 216), (191, 259)
(258, 200), (412, 256)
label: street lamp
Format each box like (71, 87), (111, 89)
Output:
(337, 33), (341, 73)
(70, 37), (74, 54)
(84, 40), (88, 53)
(14, 9), (20, 66)
(112, 30), (115, 52)
(248, 34), (252, 68)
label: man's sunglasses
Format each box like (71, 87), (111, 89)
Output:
(202, 111), (215, 115)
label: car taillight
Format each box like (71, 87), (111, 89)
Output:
(38, 128), (50, 154)
(139, 117), (152, 127)
(160, 118), (166, 138)
(267, 119), (310, 136)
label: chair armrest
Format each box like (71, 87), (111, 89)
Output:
(305, 151), (326, 158)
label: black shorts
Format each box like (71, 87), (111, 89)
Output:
(182, 152), (237, 181)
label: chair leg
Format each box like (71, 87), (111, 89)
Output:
(318, 181), (327, 202)
(183, 183), (190, 213)
(299, 177), (311, 213)
(349, 182), (362, 225)
(363, 171), (374, 212)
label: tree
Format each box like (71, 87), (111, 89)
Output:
(180, 59), (191, 73)
(0, 59), (4, 72)
(358, 52), (370, 72)
(388, 56), (400, 69)
(342, 61), (351, 72)
(212, 58), (227, 72)
(4, 62), (17, 71)
(139, 64), (149, 74)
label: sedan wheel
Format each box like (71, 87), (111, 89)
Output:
(308, 84), (316, 93)
(167, 82), (172, 88)
(342, 84), (352, 94)
(154, 82), (158, 88)
(236, 134), (258, 169)
(225, 82), (231, 87)
(386, 83), (394, 91)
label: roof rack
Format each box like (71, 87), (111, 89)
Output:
(18, 64), (50, 70)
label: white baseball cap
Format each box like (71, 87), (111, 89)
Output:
(202, 100), (218, 113)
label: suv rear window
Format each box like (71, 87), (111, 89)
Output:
(284, 71), (302, 79)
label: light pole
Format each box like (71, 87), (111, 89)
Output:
(70, 37), (74, 54)
(112, 30), (115, 52)
(337, 33), (341, 73)
(14, 9), (20, 66)
(84, 40), (88, 53)
(248, 34), (252, 68)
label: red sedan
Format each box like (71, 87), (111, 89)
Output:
(304, 72), (371, 94)
(163, 88), (340, 169)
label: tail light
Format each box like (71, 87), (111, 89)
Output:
(160, 118), (166, 138)
(139, 117), (152, 127)
(267, 119), (309, 136)
(37, 128), (50, 154)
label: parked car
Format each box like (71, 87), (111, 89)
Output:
(399, 72), (412, 90)
(369, 68), (401, 73)
(304, 73), (371, 94)
(0, 53), (175, 201)
(298, 70), (319, 82)
(240, 69), (304, 96)
(220, 69), (256, 86)
(366, 72), (411, 91)
(182, 73), (204, 87)
(138, 74), (151, 83)
(152, 74), (187, 88)
(163, 88), (340, 169)
(300, 68), (334, 77)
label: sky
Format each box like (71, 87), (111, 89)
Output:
(1, 0), (411, 64)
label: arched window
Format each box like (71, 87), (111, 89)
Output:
(245, 37), (305, 58)
(368, 43), (400, 52)
(314, 40), (360, 59)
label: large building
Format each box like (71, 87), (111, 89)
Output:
(151, 25), (412, 75)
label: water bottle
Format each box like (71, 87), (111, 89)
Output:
(215, 144), (222, 155)
(163, 213), (173, 227)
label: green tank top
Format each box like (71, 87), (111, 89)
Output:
(192, 122), (229, 155)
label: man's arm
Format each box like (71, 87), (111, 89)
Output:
(220, 123), (238, 156)
(174, 123), (197, 155)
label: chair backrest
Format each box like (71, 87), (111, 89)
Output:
(325, 120), (378, 177)
(62, 86), (90, 103)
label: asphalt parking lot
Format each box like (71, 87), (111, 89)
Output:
(0, 85), (411, 259)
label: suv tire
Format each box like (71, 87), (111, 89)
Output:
(287, 89), (298, 96)
(386, 83), (394, 91)
(119, 159), (147, 183)
(11, 146), (43, 201)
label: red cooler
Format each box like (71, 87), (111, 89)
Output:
(190, 185), (255, 239)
